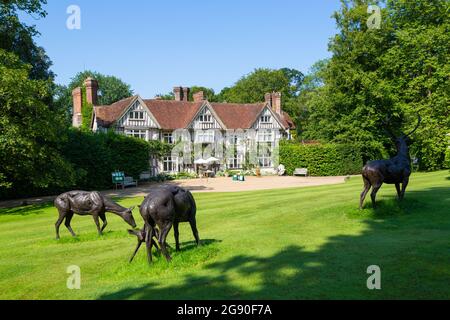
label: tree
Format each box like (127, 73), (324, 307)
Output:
(218, 68), (304, 105)
(0, 0), (54, 81)
(301, 0), (449, 169)
(54, 70), (134, 128)
(0, 49), (76, 197)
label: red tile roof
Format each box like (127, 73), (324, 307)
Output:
(93, 97), (295, 130)
(93, 96), (136, 127)
(211, 103), (266, 129)
(143, 100), (203, 130)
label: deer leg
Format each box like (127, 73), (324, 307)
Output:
(158, 222), (173, 262)
(130, 239), (143, 263)
(99, 213), (108, 232)
(360, 178), (371, 210)
(400, 177), (409, 200)
(189, 217), (201, 246)
(93, 215), (102, 236)
(173, 222), (180, 252)
(371, 183), (382, 208)
(55, 210), (66, 240)
(145, 225), (154, 264)
(64, 211), (77, 237)
(395, 183), (402, 199)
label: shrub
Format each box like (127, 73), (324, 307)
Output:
(172, 172), (198, 180)
(149, 173), (175, 182)
(61, 129), (152, 190)
(445, 148), (450, 169)
(279, 141), (362, 176)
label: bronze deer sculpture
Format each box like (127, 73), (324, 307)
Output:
(54, 191), (137, 239)
(129, 185), (200, 264)
(360, 115), (421, 209)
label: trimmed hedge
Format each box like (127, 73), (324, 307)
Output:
(61, 129), (152, 190)
(279, 142), (362, 176)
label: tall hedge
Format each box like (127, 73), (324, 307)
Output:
(445, 148), (450, 169)
(279, 142), (362, 176)
(61, 130), (151, 190)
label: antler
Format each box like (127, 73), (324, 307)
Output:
(404, 114), (422, 138)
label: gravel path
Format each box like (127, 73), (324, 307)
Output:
(0, 176), (349, 209)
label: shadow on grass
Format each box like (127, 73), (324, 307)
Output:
(99, 187), (450, 300)
(0, 202), (53, 216)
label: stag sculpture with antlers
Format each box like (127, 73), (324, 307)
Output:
(360, 115), (422, 209)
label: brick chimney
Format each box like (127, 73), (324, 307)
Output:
(182, 87), (190, 102)
(193, 91), (205, 102)
(173, 86), (191, 101)
(173, 86), (182, 101)
(271, 92), (282, 115)
(265, 92), (282, 115)
(84, 77), (98, 106)
(72, 87), (82, 128)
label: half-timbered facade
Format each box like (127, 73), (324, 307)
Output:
(73, 79), (295, 176)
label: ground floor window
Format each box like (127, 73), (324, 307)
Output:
(163, 156), (177, 173)
(258, 153), (272, 168)
(126, 129), (146, 140)
(227, 155), (242, 169)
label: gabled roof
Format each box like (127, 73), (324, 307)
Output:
(92, 96), (296, 130)
(277, 111), (296, 130)
(93, 96), (136, 127)
(187, 102), (227, 130)
(211, 103), (267, 129)
(143, 100), (204, 130)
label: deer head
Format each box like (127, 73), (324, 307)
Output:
(122, 206), (137, 228)
(383, 114), (421, 154)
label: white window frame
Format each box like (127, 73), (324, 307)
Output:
(258, 153), (272, 168)
(163, 133), (174, 144)
(261, 115), (272, 124)
(163, 156), (177, 173)
(196, 130), (215, 143)
(129, 111), (145, 121)
(199, 114), (213, 123)
(126, 129), (147, 140)
(258, 130), (273, 142)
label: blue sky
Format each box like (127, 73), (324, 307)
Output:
(24, 0), (341, 98)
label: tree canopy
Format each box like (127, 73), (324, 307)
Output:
(0, 0), (53, 81)
(54, 70), (134, 127)
(0, 49), (76, 193)
(300, 0), (450, 170)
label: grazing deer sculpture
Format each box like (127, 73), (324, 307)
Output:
(360, 115), (422, 209)
(129, 185), (200, 263)
(54, 191), (137, 239)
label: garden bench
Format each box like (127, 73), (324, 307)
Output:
(293, 168), (308, 177)
(120, 176), (138, 189)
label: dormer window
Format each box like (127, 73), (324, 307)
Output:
(130, 111), (145, 120)
(261, 115), (271, 124)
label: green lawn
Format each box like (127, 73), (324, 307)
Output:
(0, 171), (449, 300)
